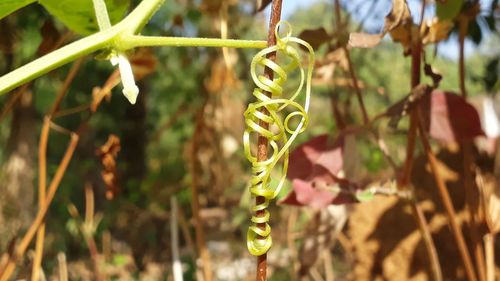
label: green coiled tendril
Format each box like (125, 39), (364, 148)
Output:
(243, 21), (315, 256)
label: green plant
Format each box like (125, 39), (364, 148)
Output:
(0, 1), (315, 280)
(0, 0), (267, 98)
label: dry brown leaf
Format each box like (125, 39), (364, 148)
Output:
(313, 48), (350, 84)
(129, 48), (157, 81)
(349, 0), (413, 49)
(424, 63), (443, 87)
(348, 33), (383, 48)
(37, 19), (61, 56)
(298, 27), (330, 51)
(384, 0), (412, 33)
(96, 135), (121, 200)
(421, 18), (453, 45)
(388, 23), (415, 55)
(90, 70), (120, 112)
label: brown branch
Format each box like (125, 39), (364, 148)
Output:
(334, 0), (368, 125)
(255, 1), (283, 280)
(343, 47), (369, 124)
(463, 142), (487, 281)
(0, 133), (79, 281)
(415, 108), (478, 281)
(397, 39), (443, 281)
(31, 58), (84, 281)
(458, 17), (486, 281)
(458, 19), (468, 99)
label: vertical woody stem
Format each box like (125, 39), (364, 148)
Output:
(256, 1), (283, 281)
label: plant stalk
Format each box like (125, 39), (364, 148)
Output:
(255, 1), (283, 280)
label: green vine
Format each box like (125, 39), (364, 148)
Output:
(0, 0), (315, 260)
(244, 22), (315, 256)
(0, 0), (266, 96)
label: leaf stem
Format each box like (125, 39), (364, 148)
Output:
(122, 35), (267, 49)
(0, 29), (115, 95)
(92, 0), (112, 30)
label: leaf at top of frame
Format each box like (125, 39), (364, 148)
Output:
(383, 0), (412, 34)
(39, 0), (130, 35)
(256, 0), (272, 12)
(420, 18), (453, 45)
(436, 0), (463, 21)
(349, 0), (412, 49)
(0, 0), (37, 20)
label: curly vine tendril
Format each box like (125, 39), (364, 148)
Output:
(243, 22), (315, 256)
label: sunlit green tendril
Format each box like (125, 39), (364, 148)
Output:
(243, 21), (315, 256)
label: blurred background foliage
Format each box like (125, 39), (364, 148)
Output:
(0, 0), (498, 280)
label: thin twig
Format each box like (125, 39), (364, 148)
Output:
(415, 108), (478, 281)
(83, 183), (104, 281)
(399, 37), (443, 281)
(255, 1), (283, 280)
(483, 233), (495, 281)
(170, 197), (184, 281)
(458, 17), (486, 281)
(57, 252), (68, 281)
(31, 58), (84, 281)
(334, 0), (368, 124)
(342, 47), (369, 124)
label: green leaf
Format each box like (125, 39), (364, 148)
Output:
(355, 189), (375, 202)
(436, 0), (463, 21)
(0, 0), (37, 20)
(39, 0), (130, 35)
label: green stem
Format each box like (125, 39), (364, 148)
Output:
(92, 0), (112, 30)
(0, 0), (267, 96)
(0, 29), (116, 95)
(122, 35), (267, 49)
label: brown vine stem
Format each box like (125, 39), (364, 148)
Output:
(398, 28), (442, 281)
(334, 0), (368, 125)
(256, 1), (282, 280)
(458, 17), (486, 281)
(415, 108), (478, 281)
(343, 49), (368, 124)
(31, 58), (84, 281)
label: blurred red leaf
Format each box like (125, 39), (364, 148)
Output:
(282, 133), (367, 208)
(280, 179), (336, 209)
(421, 90), (485, 143)
(287, 134), (344, 181)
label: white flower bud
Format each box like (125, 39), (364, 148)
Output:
(111, 53), (139, 104)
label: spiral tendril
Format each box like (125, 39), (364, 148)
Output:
(244, 21), (315, 256)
